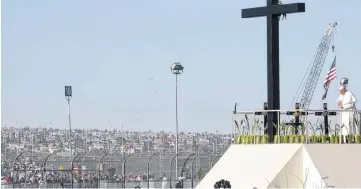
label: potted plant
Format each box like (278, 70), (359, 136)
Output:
(277, 122), (288, 143)
(234, 119), (246, 144)
(255, 135), (261, 144)
(261, 125), (268, 144)
(244, 114), (251, 136)
(329, 135), (336, 144)
(334, 136), (339, 143)
(253, 119), (263, 144)
(333, 123), (341, 144)
(328, 123), (335, 144)
(320, 135), (327, 144)
(288, 124), (296, 143)
(274, 135), (280, 144)
(281, 135), (289, 143)
(239, 118), (250, 144)
(295, 121), (306, 143)
(273, 123), (281, 144)
(297, 135), (305, 144)
(309, 121), (320, 143)
(262, 134), (268, 144)
(339, 124), (347, 143)
(251, 119), (259, 144)
(289, 134), (296, 143)
(234, 119), (242, 136)
(242, 135), (250, 144)
(249, 135), (255, 144)
(294, 135), (299, 143)
(355, 135), (360, 144)
(236, 135), (243, 144)
(348, 134), (354, 144)
(240, 119), (248, 138)
(355, 118), (361, 144)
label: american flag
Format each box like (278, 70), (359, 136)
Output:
(322, 57), (336, 100)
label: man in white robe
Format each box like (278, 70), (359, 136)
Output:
(337, 86), (357, 142)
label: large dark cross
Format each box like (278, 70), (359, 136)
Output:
(241, 0), (305, 143)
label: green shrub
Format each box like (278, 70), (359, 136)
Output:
(262, 135), (268, 144)
(289, 135), (296, 143)
(236, 136), (243, 144)
(274, 135), (280, 144)
(355, 135), (360, 144)
(320, 135), (327, 144)
(255, 135), (262, 144)
(281, 135), (289, 143)
(235, 134), (360, 144)
(330, 135), (336, 144)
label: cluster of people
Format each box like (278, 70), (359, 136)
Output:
(214, 179), (231, 189)
(1, 158), (168, 188)
(2, 158), (43, 185)
(107, 173), (157, 182)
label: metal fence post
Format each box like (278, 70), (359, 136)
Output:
(42, 153), (55, 185)
(169, 152), (184, 188)
(98, 153), (108, 188)
(208, 152), (215, 170)
(190, 153), (202, 188)
(211, 154), (221, 167)
(12, 152), (23, 189)
(123, 153), (133, 189)
(71, 153), (84, 188)
(147, 153), (157, 188)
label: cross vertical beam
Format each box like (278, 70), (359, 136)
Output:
(267, 0), (280, 143)
(241, 0), (305, 143)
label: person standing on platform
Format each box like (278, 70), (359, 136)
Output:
(337, 85), (357, 143)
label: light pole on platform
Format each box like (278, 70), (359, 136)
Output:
(65, 86), (73, 156)
(171, 62), (184, 179)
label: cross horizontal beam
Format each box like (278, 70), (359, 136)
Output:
(242, 3), (305, 18)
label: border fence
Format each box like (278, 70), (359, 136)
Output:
(3, 151), (222, 188)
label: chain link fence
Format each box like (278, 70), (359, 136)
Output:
(3, 151), (222, 188)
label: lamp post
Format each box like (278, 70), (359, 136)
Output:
(209, 136), (218, 153)
(171, 62), (184, 179)
(65, 86), (73, 156)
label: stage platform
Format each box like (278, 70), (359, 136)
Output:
(196, 144), (361, 189)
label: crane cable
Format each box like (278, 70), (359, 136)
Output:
(332, 34), (334, 52)
(285, 23), (337, 122)
(290, 49), (318, 107)
(320, 24), (336, 103)
(283, 23), (337, 122)
(282, 37), (323, 123)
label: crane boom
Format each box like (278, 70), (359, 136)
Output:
(299, 22), (337, 109)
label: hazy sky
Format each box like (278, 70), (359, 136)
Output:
(2, 0), (361, 133)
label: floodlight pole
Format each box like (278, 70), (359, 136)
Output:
(65, 86), (73, 156)
(175, 73), (179, 179)
(171, 62), (184, 180)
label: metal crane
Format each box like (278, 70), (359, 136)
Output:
(290, 22), (337, 110)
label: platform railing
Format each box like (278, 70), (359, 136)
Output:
(233, 109), (361, 144)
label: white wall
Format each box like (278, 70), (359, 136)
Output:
(268, 147), (303, 188)
(302, 146), (326, 189)
(196, 144), (302, 189)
